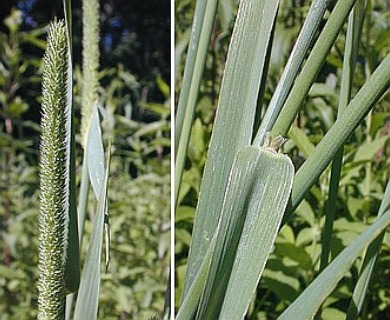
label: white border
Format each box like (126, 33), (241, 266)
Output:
(170, 0), (175, 318)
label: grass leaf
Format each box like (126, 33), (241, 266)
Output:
(73, 144), (111, 320)
(182, 0), (280, 300)
(253, 0), (328, 146)
(271, 0), (358, 136)
(175, 0), (219, 205)
(279, 199), (390, 320)
(287, 52), (390, 216)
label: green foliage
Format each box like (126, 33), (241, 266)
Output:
(91, 72), (170, 320)
(98, 159), (170, 319)
(175, 0), (390, 318)
(0, 153), (39, 319)
(0, 7), (170, 319)
(0, 18), (42, 318)
(0, 8), (43, 148)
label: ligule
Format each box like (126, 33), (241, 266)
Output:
(38, 19), (70, 320)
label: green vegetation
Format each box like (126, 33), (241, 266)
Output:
(0, 2), (169, 319)
(175, 0), (390, 319)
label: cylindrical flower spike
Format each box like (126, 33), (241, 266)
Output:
(81, 0), (100, 148)
(38, 19), (70, 320)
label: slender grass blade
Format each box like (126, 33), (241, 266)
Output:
(279, 203), (390, 320)
(73, 145), (111, 320)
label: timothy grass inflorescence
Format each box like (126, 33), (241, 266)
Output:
(38, 19), (70, 320)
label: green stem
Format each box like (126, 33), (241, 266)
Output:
(175, 0), (219, 207)
(286, 52), (390, 217)
(320, 0), (366, 272)
(271, 0), (358, 136)
(65, 153), (90, 320)
(253, 0), (328, 146)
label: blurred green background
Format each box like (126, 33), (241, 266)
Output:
(0, 1), (170, 319)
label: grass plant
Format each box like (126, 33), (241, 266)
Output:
(0, 1), (169, 318)
(38, 1), (110, 319)
(175, 0), (390, 318)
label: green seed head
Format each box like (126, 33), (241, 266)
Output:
(38, 19), (70, 320)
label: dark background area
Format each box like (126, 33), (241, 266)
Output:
(0, 0), (170, 102)
(0, 0), (171, 162)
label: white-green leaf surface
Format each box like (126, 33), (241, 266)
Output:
(87, 105), (105, 198)
(218, 147), (294, 320)
(176, 235), (217, 320)
(182, 0), (280, 300)
(86, 106), (110, 270)
(73, 146), (111, 320)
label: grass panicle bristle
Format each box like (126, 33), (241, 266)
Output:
(81, 0), (100, 147)
(38, 19), (70, 320)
